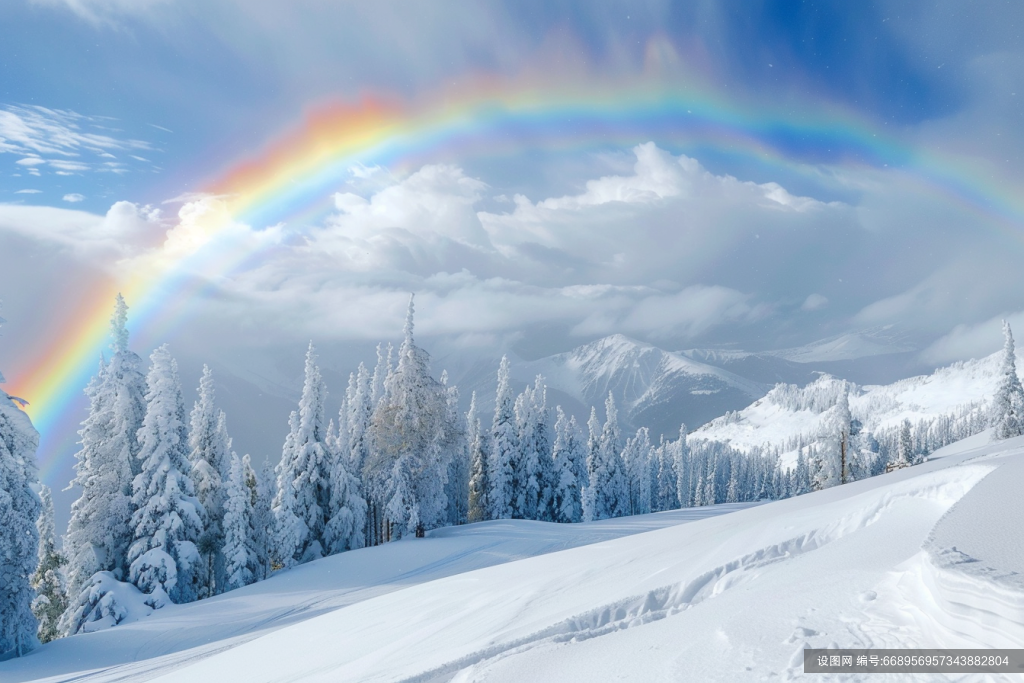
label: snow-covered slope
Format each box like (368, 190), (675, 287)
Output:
(5, 432), (1022, 682)
(518, 334), (767, 438)
(692, 350), (1003, 464)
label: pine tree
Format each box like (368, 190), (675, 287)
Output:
(0, 383), (41, 657)
(551, 407), (582, 523)
(622, 427), (652, 515)
(442, 374), (469, 526)
(992, 321), (1024, 440)
(188, 365), (231, 597)
(587, 393), (630, 520)
(581, 406), (601, 522)
(274, 342), (333, 565)
(654, 439), (679, 511)
(348, 363), (373, 483)
(272, 411), (306, 569)
(703, 455), (717, 505)
(488, 356), (516, 520)
(813, 387), (851, 490)
(365, 295), (452, 539)
(466, 392), (489, 523)
(222, 453), (256, 591)
(673, 424), (690, 508)
(531, 379), (554, 522)
(243, 455), (273, 580)
(323, 443), (367, 554)
(887, 420), (914, 472)
(31, 486), (68, 644)
(513, 382), (545, 520)
(128, 345), (206, 607)
(725, 465), (739, 503)
(370, 342), (391, 409)
(65, 295), (147, 599)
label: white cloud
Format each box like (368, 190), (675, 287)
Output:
(801, 293), (828, 311)
(172, 144), (840, 346)
(920, 312), (1024, 365)
(14, 189), (41, 194)
(62, 193), (85, 203)
(11, 142), (995, 358)
(30, 0), (172, 25)
(0, 201), (165, 259)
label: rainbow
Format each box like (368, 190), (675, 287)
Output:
(7, 64), (1022, 485)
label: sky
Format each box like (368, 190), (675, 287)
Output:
(2, 1), (1024, 507)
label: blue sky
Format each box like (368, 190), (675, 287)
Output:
(2, 1), (1010, 210)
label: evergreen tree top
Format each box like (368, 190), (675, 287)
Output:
(111, 294), (130, 355)
(404, 293), (415, 346)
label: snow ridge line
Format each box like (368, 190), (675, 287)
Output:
(397, 464), (992, 683)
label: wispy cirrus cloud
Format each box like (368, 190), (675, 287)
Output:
(0, 104), (155, 177)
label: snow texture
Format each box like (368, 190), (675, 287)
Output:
(4, 433), (1022, 681)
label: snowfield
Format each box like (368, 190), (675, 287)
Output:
(5, 432), (1023, 682)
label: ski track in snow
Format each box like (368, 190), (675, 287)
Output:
(399, 461), (994, 683)
(2, 507), (756, 683)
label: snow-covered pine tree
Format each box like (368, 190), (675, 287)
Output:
(272, 410), (305, 568)
(512, 382), (540, 520)
(725, 465), (739, 503)
(567, 415), (587, 487)
(673, 424), (690, 508)
(794, 446), (811, 495)
(31, 485), (68, 644)
(886, 420), (914, 472)
(188, 365), (231, 597)
(693, 455), (707, 506)
(531, 379), (554, 522)
(587, 393), (630, 520)
(488, 356), (516, 520)
(654, 438), (679, 511)
(65, 295), (148, 599)
(812, 385), (851, 490)
(128, 345), (206, 607)
(243, 455), (273, 581)
(222, 452), (256, 591)
(370, 342), (392, 409)
(0, 381), (41, 657)
(366, 295), (453, 539)
(348, 363), (373, 484)
(550, 407), (582, 523)
(703, 455), (717, 505)
(992, 320), (1024, 440)
(466, 392), (489, 523)
(442, 373), (469, 526)
(323, 438), (366, 554)
(274, 343), (332, 565)
(581, 406), (601, 522)
(622, 427), (652, 515)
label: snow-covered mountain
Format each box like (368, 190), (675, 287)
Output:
(516, 334), (768, 438)
(692, 349), (1003, 466)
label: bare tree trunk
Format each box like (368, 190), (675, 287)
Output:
(840, 433), (848, 485)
